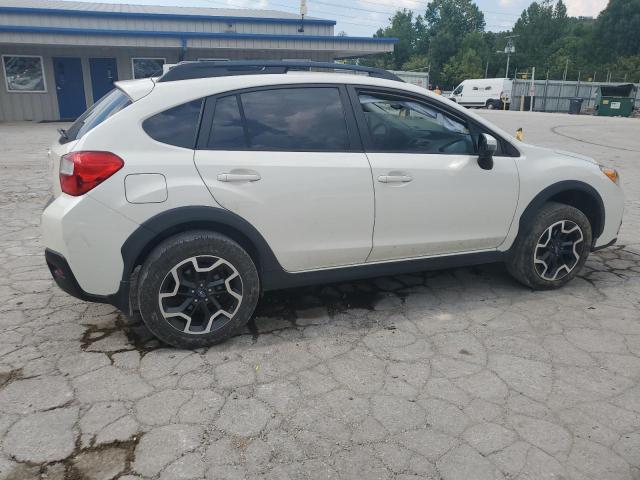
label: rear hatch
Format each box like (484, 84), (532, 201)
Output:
(50, 79), (154, 197)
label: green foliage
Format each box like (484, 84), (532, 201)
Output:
(422, 0), (486, 82)
(441, 31), (491, 85)
(595, 0), (640, 58)
(356, 0), (640, 87)
(512, 0), (569, 69)
(442, 48), (485, 86)
(372, 9), (423, 70)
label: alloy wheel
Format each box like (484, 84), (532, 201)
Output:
(158, 255), (243, 334)
(533, 220), (584, 281)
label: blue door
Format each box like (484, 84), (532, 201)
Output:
(53, 57), (87, 120)
(89, 58), (118, 102)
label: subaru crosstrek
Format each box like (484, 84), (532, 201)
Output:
(42, 61), (624, 348)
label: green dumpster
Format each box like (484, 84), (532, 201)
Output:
(594, 84), (636, 117)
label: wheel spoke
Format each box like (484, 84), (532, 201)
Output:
(158, 255), (244, 336)
(208, 295), (222, 310)
(533, 220), (584, 281)
(164, 297), (194, 316)
(177, 269), (196, 289)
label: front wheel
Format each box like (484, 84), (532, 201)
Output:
(506, 202), (592, 290)
(137, 231), (260, 348)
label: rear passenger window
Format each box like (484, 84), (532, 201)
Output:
(208, 95), (247, 149)
(240, 88), (349, 151)
(143, 99), (203, 148)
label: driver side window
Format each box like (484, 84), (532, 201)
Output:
(358, 92), (475, 155)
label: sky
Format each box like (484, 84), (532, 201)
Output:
(94, 0), (609, 37)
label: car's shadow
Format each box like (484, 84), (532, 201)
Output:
(105, 262), (516, 352)
(85, 246), (638, 353)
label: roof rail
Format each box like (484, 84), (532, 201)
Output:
(157, 60), (404, 83)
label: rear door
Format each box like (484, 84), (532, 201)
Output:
(194, 85), (375, 272)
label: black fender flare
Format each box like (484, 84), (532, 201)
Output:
(119, 205), (284, 293)
(517, 180), (605, 239)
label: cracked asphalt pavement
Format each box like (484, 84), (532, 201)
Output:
(1, 111), (640, 479)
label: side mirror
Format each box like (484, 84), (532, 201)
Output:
(478, 133), (497, 170)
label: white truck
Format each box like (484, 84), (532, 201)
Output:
(449, 78), (512, 109)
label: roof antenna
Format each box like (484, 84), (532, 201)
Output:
(298, 0), (306, 32)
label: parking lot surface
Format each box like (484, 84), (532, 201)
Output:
(1, 111), (639, 480)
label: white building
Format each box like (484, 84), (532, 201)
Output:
(0, 0), (396, 121)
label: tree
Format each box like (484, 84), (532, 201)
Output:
(371, 9), (422, 69)
(351, 0), (640, 84)
(401, 55), (430, 72)
(595, 0), (640, 59)
(422, 0), (486, 82)
(609, 56), (640, 83)
(442, 31), (490, 86)
(442, 48), (484, 86)
(512, 0), (570, 71)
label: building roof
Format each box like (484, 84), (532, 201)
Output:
(0, 0), (397, 57)
(0, 0), (335, 25)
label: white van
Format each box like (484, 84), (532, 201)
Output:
(450, 78), (512, 109)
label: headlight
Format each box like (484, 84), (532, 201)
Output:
(600, 165), (620, 185)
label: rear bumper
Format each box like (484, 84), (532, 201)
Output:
(45, 249), (130, 312)
(42, 192), (140, 298)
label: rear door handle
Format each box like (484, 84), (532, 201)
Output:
(217, 173), (261, 182)
(378, 175), (413, 184)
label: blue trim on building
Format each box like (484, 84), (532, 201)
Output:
(0, 6), (337, 26)
(0, 25), (398, 43)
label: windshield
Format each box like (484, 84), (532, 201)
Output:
(61, 89), (131, 144)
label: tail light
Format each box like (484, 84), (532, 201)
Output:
(60, 151), (124, 196)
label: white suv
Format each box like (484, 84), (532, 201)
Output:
(42, 61), (624, 348)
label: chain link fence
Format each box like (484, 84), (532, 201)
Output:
(510, 79), (640, 113)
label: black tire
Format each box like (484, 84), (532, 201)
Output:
(486, 100), (496, 110)
(506, 202), (592, 290)
(137, 231), (259, 348)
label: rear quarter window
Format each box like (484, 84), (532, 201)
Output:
(143, 99), (203, 149)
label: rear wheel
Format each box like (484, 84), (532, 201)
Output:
(137, 231), (259, 348)
(506, 202), (592, 289)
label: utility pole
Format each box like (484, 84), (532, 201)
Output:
(503, 35), (518, 79)
(530, 66), (535, 112)
(485, 60), (489, 79)
(298, 0), (306, 32)
(563, 59), (569, 81)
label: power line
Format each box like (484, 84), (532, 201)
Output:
(198, 0), (386, 27)
(197, 0), (517, 32)
(198, 0), (520, 24)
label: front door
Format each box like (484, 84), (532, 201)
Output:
(53, 57), (86, 120)
(89, 58), (118, 102)
(194, 86), (374, 272)
(352, 88), (519, 262)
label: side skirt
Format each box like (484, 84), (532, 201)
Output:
(261, 251), (505, 291)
